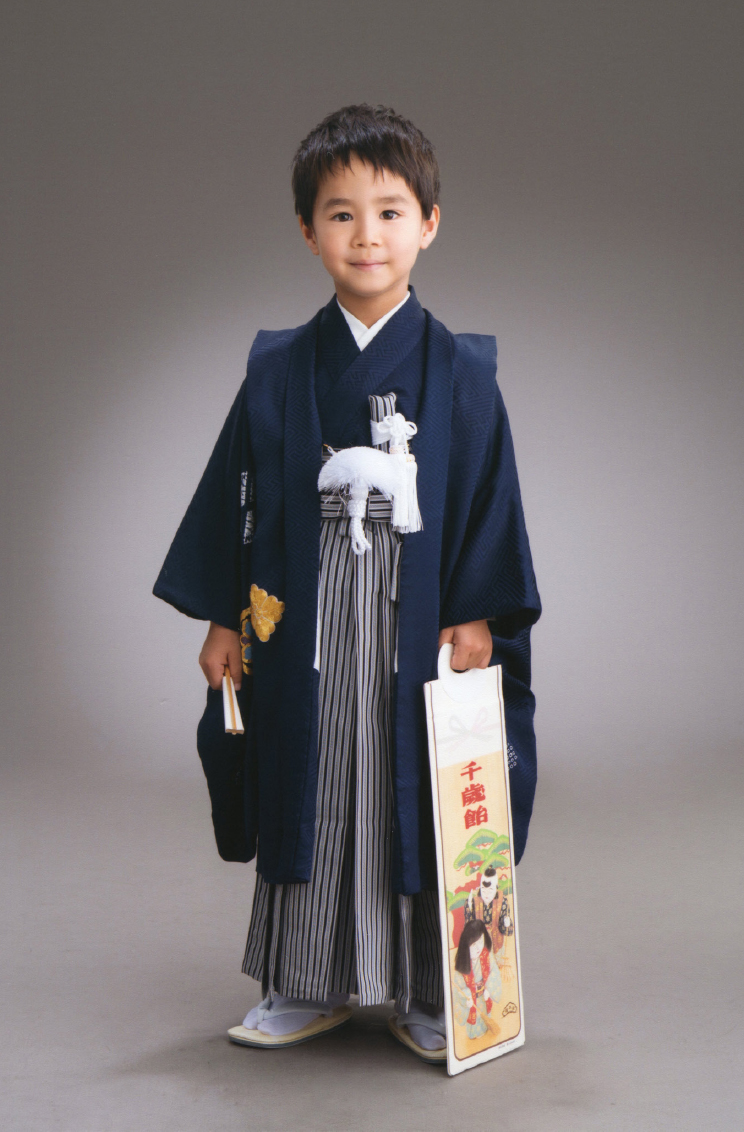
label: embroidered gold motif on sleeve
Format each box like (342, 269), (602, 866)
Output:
(249, 584), (285, 643)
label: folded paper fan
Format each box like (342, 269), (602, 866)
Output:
(222, 668), (244, 735)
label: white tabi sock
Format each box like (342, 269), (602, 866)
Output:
(242, 992), (349, 1037)
(396, 998), (447, 1051)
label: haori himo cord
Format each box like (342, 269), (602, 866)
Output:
(154, 103), (540, 1062)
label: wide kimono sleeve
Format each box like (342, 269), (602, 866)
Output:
(441, 372), (542, 864)
(152, 378), (251, 631)
(152, 378), (257, 864)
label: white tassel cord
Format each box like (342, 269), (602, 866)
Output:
(398, 453), (422, 533)
(345, 489), (372, 554)
(369, 413), (423, 534)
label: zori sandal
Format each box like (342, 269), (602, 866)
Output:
(228, 1000), (352, 1049)
(387, 1012), (447, 1064)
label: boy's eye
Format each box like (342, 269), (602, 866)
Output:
(328, 210), (400, 220)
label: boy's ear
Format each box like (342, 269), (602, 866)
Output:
(299, 214), (320, 256)
(420, 204), (440, 249)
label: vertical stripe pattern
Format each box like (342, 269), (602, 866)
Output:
(242, 392), (442, 1009)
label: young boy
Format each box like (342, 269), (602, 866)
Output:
(153, 104), (540, 1060)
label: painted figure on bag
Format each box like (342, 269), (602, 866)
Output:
(464, 868), (505, 958)
(452, 920), (503, 1041)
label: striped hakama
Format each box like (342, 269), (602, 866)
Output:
(242, 395), (443, 1010)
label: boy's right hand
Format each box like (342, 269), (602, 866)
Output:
(199, 622), (243, 690)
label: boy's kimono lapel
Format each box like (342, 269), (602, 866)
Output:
(315, 291), (426, 448)
(275, 314), (323, 879)
(312, 298), (359, 415)
(391, 315), (454, 891)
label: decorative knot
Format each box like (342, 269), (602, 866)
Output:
(370, 412), (418, 453)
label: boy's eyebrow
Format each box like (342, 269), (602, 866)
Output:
(320, 193), (410, 209)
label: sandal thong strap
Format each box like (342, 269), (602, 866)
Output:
(395, 1010), (446, 1036)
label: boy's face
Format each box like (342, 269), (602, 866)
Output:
(299, 155), (439, 321)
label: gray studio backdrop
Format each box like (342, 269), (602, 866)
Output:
(4, 1), (742, 786)
(3, 3), (743, 1129)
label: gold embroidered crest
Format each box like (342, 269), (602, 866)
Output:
(249, 584), (285, 642)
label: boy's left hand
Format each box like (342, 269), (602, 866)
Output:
(438, 619), (493, 671)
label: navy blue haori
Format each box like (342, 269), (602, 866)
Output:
(153, 288), (541, 895)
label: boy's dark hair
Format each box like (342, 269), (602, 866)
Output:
(291, 103), (440, 225)
(454, 918), (492, 975)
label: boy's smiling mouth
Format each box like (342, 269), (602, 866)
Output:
(351, 260), (386, 270)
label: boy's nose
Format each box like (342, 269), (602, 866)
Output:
(352, 218), (381, 248)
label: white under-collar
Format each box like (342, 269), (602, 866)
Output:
(337, 291), (411, 351)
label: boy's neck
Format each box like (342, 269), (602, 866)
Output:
(334, 280), (411, 328)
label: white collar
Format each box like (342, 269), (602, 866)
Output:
(337, 291), (411, 351)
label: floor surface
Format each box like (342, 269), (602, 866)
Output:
(2, 755), (741, 1131)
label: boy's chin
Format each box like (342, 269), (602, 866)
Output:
(335, 274), (403, 300)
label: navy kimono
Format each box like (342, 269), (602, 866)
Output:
(153, 288), (541, 895)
